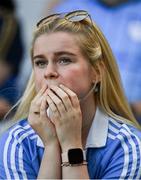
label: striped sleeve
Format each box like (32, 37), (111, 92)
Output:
(0, 125), (37, 180)
(105, 121), (141, 179)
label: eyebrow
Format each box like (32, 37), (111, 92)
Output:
(33, 55), (44, 61)
(54, 51), (76, 56)
(33, 51), (76, 61)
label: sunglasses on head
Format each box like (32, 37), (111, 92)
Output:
(37, 10), (92, 28)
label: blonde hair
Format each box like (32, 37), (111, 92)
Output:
(13, 14), (140, 129)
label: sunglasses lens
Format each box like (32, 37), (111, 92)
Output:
(67, 14), (87, 22)
(37, 14), (60, 27)
(66, 11), (88, 22)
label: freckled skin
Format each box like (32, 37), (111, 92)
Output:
(33, 32), (94, 99)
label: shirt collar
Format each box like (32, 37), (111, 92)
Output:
(85, 107), (109, 148)
(37, 107), (109, 148)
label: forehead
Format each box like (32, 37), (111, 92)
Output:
(33, 32), (82, 55)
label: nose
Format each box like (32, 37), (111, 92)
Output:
(44, 62), (59, 79)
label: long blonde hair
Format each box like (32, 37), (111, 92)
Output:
(13, 14), (140, 129)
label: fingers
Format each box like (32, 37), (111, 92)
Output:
(30, 84), (48, 115)
(40, 94), (48, 118)
(48, 85), (72, 111)
(46, 95), (60, 122)
(47, 89), (66, 117)
(45, 84), (80, 122)
(31, 84), (80, 120)
(34, 84), (47, 102)
(50, 84), (79, 108)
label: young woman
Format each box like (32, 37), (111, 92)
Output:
(0, 10), (141, 179)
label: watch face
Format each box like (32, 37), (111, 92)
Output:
(68, 148), (83, 164)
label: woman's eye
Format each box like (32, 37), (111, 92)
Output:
(59, 57), (72, 65)
(34, 60), (47, 68)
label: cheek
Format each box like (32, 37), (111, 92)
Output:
(63, 68), (91, 94)
(34, 71), (44, 92)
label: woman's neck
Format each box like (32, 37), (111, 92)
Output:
(80, 94), (97, 148)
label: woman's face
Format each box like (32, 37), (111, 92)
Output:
(33, 32), (95, 99)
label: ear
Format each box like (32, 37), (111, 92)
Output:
(90, 61), (104, 83)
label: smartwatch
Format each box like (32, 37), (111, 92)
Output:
(62, 148), (86, 165)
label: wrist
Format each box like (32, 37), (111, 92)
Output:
(44, 139), (60, 149)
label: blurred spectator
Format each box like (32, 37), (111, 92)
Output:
(0, 0), (24, 120)
(45, 0), (141, 124)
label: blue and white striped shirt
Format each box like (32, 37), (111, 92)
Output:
(0, 107), (141, 179)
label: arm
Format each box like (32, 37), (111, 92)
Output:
(28, 84), (61, 179)
(47, 84), (90, 179)
(37, 142), (61, 179)
(62, 161), (89, 179)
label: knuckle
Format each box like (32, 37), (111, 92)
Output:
(56, 100), (62, 106)
(55, 99), (62, 106)
(62, 95), (68, 101)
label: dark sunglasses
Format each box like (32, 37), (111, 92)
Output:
(37, 10), (92, 28)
